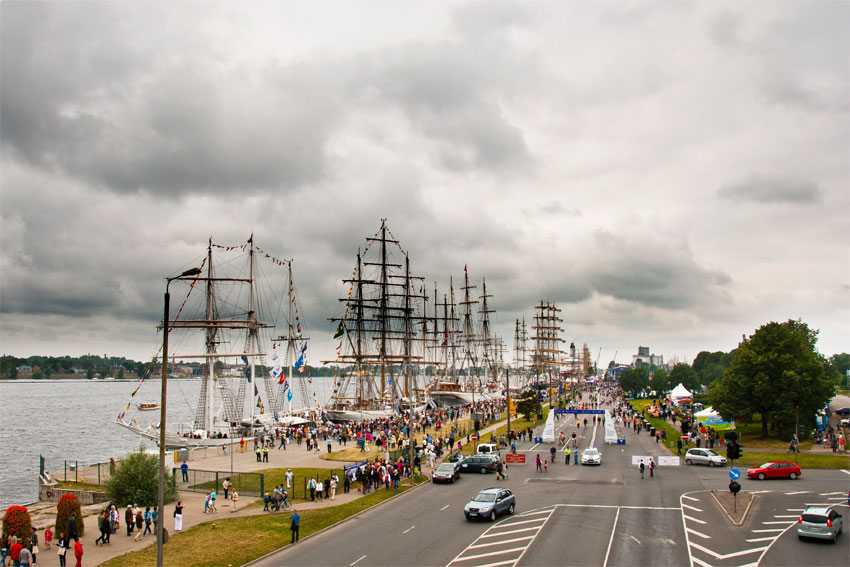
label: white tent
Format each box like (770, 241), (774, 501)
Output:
(694, 406), (719, 419)
(669, 383), (693, 401)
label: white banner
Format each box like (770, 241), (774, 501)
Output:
(658, 456), (680, 467)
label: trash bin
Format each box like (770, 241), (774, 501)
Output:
(650, 427), (657, 437)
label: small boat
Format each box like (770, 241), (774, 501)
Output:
(136, 402), (160, 411)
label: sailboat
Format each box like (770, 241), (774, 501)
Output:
(324, 220), (431, 422)
(115, 236), (305, 448)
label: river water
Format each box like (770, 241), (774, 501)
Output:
(0, 378), (334, 510)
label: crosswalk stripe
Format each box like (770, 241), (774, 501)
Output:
(468, 536), (534, 550)
(686, 527), (711, 539)
(682, 503), (703, 512)
(478, 527), (538, 538)
(746, 537), (776, 543)
(683, 514), (707, 525)
(451, 547), (527, 562)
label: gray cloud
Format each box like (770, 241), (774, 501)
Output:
(717, 174), (823, 204)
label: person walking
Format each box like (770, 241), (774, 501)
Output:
(639, 461), (645, 479)
(308, 477), (316, 501)
(67, 513), (78, 542)
(210, 489), (217, 513)
(43, 528), (52, 550)
(316, 479), (324, 501)
(72, 540), (83, 567)
(565, 447), (571, 465)
(649, 458), (656, 478)
(173, 501), (184, 532)
(18, 545), (32, 567)
(676, 438), (683, 455)
(56, 533), (68, 567)
(535, 454), (542, 472)
(124, 506), (134, 536)
(574, 448), (579, 465)
(180, 461), (189, 482)
(286, 469), (293, 489)
(133, 509), (144, 541)
(94, 510), (108, 545)
(290, 510), (300, 544)
(263, 447), (269, 462)
(230, 490), (239, 513)
(223, 478), (231, 500)
(143, 507), (152, 536)
(330, 477), (337, 500)
(496, 460), (507, 480)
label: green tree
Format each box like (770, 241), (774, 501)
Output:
(515, 389), (541, 421)
(828, 353), (849, 387)
(105, 450), (178, 507)
(54, 494), (84, 538)
(693, 351), (733, 387)
(669, 363), (700, 393)
(619, 367), (649, 395)
(710, 319), (834, 439)
(650, 368), (670, 395)
(86, 368), (95, 380)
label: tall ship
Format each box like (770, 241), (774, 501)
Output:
(324, 220), (430, 421)
(115, 236), (315, 447)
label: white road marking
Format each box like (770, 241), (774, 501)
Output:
(478, 526), (539, 538)
(749, 490), (772, 494)
(691, 557), (713, 567)
(827, 496), (846, 501)
(350, 555), (367, 566)
(686, 527), (711, 540)
(746, 536), (777, 543)
(683, 514), (707, 525)
(468, 535), (534, 549)
(516, 509), (555, 517)
(472, 561), (515, 567)
(819, 492), (844, 496)
(403, 526), (415, 534)
(786, 508), (804, 512)
(784, 491), (810, 495)
(451, 548), (528, 562)
(761, 521), (794, 525)
(628, 535), (641, 545)
(803, 503), (832, 506)
(689, 542), (769, 561)
(681, 495), (700, 502)
(681, 503), (703, 512)
(602, 506), (620, 567)
(840, 469), (850, 476)
(751, 529), (785, 533)
(773, 515), (798, 518)
(489, 518), (547, 528)
(441, 505), (451, 511)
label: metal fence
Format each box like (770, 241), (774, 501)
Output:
(173, 468), (265, 497)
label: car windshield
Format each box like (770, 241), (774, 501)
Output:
(584, 449), (599, 456)
(472, 493), (497, 503)
(759, 463), (772, 468)
(705, 450), (719, 457)
(437, 464), (455, 472)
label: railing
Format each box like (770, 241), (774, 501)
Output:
(173, 468), (264, 497)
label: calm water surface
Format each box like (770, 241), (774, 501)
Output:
(0, 378), (333, 510)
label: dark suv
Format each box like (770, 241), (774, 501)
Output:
(459, 454), (499, 474)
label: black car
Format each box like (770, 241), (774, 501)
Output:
(835, 407), (850, 416)
(459, 455), (499, 474)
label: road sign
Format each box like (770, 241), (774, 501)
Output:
(554, 409), (605, 415)
(505, 454), (526, 464)
(470, 434), (478, 441)
(729, 468), (741, 480)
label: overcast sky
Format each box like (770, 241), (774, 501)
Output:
(1, 1), (848, 368)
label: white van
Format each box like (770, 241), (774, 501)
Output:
(477, 443), (500, 458)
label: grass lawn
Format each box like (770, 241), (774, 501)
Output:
(55, 480), (106, 492)
(735, 451), (850, 470)
(629, 399), (682, 450)
(100, 476), (429, 567)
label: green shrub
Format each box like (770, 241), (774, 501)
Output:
(2, 505), (33, 542)
(106, 450), (177, 507)
(55, 494), (84, 538)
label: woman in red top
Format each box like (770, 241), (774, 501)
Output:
(10, 537), (23, 564)
(73, 539), (83, 567)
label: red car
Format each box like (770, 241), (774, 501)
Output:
(747, 461), (802, 480)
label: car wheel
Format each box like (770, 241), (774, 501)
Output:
(480, 467), (488, 474)
(709, 461), (716, 467)
(758, 473), (766, 480)
(685, 459), (692, 465)
(490, 510), (497, 522)
(789, 472), (797, 480)
(508, 503), (515, 515)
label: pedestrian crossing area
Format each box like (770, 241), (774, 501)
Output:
(446, 507), (556, 567)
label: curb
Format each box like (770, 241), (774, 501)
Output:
(710, 490), (755, 526)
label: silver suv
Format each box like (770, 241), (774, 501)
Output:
(797, 506), (843, 542)
(684, 448), (727, 467)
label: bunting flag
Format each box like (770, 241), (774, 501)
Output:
(241, 355), (249, 366)
(278, 372), (286, 385)
(333, 321), (345, 339)
(295, 343), (307, 369)
(287, 389), (293, 402)
(254, 384), (259, 396)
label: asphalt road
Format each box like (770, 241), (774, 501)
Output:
(252, 402), (850, 567)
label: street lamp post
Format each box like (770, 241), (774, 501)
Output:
(158, 267), (201, 567)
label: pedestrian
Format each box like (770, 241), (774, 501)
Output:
(263, 447), (269, 462)
(565, 447), (571, 465)
(133, 509), (144, 541)
(649, 458), (656, 478)
(223, 478), (231, 500)
(279, 434), (286, 450)
(330, 477), (337, 500)
(174, 501), (184, 532)
(240, 438), (245, 453)
(19, 545), (32, 567)
(73, 539), (83, 567)
(43, 528), (52, 550)
(210, 489), (217, 513)
(327, 437), (333, 453)
(316, 479), (324, 500)
(308, 477), (316, 501)
(496, 461), (506, 480)
(290, 510), (300, 543)
(143, 507), (152, 536)
(1, 537), (8, 567)
(151, 507), (158, 535)
(230, 490), (239, 513)
(94, 510), (108, 545)
(67, 513), (78, 542)
(639, 461), (645, 479)
(10, 536), (22, 567)
(56, 533), (68, 567)
(536, 454), (542, 472)
(125, 505), (134, 536)
(343, 473), (351, 494)
(286, 469), (293, 489)
(204, 491), (211, 514)
(180, 461), (189, 482)
(676, 438), (683, 455)
(574, 449), (579, 465)
(256, 447), (262, 462)
(28, 531), (38, 565)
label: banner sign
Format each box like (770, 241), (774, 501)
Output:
(555, 409), (606, 415)
(505, 454), (526, 464)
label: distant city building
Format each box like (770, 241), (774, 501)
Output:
(632, 346), (663, 368)
(16, 365), (33, 374)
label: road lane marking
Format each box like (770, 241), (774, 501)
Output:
(516, 509), (555, 517)
(819, 492), (844, 496)
(761, 521), (794, 525)
(691, 557), (713, 567)
(803, 503), (832, 506)
(681, 495), (700, 502)
(350, 555), (367, 566)
(473, 561), (515, 567)
(773, 515), (798, 518)
(490, 518), (547, 528)
(751, 529), (785, 533)
(468, 535), (534, 549)
(602, 506), (620, 567)
(840, 469), (850, 475)
(749, 490), (772, 494)
(403, 526), (415, 534)
(690, 542), (768, 560)
(785, 491), (810, 495)
(786, 508), (804, 512)
(441, 505), (451, 511)
(681, 503), (703, 512)
(451, 547), (527, 562)
(685, 527), (711, 540)
(683, 514), (707, 525)
(746, 536), (777, 542)
(479, 526), (539, 538)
